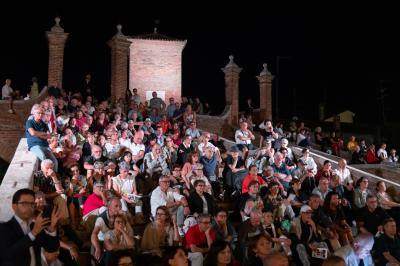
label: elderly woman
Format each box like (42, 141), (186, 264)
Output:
(141, 206), (180, 256)
(112, 161), (140, 214)
(66, 164), (87, 228)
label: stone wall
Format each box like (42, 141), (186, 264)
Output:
(0, 138), (38, 222)
(197, 105), (236, 139)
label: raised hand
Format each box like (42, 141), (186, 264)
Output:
(31, 213), (50, 237)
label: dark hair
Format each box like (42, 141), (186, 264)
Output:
(215, 207), (228, 216)
(355, 176), (368, 188)
(248, 233), (272, 261)
(366, 194), (377, 201)
(323, 191), (340, 211)
(383, 218), (396, 227)
(106, 250), (135, 266)
(248, 180), (260, 189)
(205, 240), (232, 266)
(248, 164), (257, 171)
(12, 188), (35, 204)
(323, 160), (331, 166)
(193, 179), (206, 188)
(162, 246), (187, 265)
(376, 181), (384, 191)
(156, 205), (172, 224)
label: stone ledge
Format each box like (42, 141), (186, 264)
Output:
(0, 138), (38, 222)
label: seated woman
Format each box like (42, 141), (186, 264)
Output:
(112, 161), (141, 215)
(262, 210), (292, 256)
(315, 160), (335, 185)
(205, 240), (238, 266)
(181, 152), (200, 189)
(353, 176), (371, 209)
(66, 164), (88, 229)
(264, 181), (295, 223)
(287, 179), (308, 216)
(242, 165), (267, 194)
(376, 181), (400, 225)
(247, 233), (274, 266)
(104, 214), (135, 265)
(247, 140), (274, 174)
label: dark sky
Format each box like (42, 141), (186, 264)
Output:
(1, 3), (399, 123)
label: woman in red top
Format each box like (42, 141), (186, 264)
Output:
(366, 144), (379, 164)
(242, 165), (266, 193)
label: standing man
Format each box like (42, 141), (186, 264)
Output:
(149, 91), (166, 114)
(0, 188), (60, 265)
(2, 78), (15, 114)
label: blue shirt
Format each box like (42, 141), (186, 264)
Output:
(25, 119), (49, 149)
(200, 155), (218, 179)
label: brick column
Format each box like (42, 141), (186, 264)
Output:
(257, 63), (274, 121)
(222, 55), (242, 125)
(46, 17), (69, 88)
(108, 25), (131, 102)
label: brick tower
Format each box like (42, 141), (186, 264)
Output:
(128, 28), (187, 103)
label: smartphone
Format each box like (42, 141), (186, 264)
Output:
(42, 204), (53, 219)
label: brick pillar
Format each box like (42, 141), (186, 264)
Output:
(108, 25), (131, 102)
(257, 63), (274, 121)
(46, 17), (69, 88)
(222, 55), (242, 125)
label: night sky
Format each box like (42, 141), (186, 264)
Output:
(1, 3), (399, 124)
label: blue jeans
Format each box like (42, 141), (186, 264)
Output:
(30, 145), (58, 172)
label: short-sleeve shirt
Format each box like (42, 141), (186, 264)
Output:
(26, 119), (49, 149)
(150, 186), (183, 217)
(185, 224), (216, 249)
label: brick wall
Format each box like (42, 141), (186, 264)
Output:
(128, 39), (186, 103)
(0, 88), (48, 162)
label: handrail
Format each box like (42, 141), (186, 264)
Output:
(291, 146), (400, 189)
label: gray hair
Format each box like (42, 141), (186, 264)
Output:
(30, 104), (42, 115)
(40, 159), (54, 169)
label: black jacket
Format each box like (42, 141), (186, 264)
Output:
(0, 216), (60, 266)
(188, 192), (215, 216)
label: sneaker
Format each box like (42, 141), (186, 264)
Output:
(8, 109), (15, 114)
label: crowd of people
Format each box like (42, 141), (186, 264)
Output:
(1, 80), (400, 266)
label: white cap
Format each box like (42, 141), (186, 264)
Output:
(300, 205), (313, 213)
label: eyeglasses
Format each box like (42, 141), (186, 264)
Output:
(16, 201), (36, 207)
(173, 169), (181, 172)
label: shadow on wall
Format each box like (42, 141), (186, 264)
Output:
(0, 158), (10, 184)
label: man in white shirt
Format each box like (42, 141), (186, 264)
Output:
(129, 130), (145, 165)
(150, 175), (190, 230)
(2, 78), (15, 113)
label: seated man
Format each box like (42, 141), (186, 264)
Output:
(374, 218), (400, 266)
(185, 213), (216, 266)
(150, 175), (190, 233)
(82, 181), (107, 219)
(235, 121), (256, 158)
(26, 104), (58, 171)
(356, 194), (390, 236)
(271, 152), (292, 190)
(0, 188), (60, 265)
(33, 159), (69, 221)
(91, 197), (122, 264)
(143, 143), (170, 176)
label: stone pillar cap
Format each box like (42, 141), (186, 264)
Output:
(259, 63), (272, 76)
(51, 17), (64, 33)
